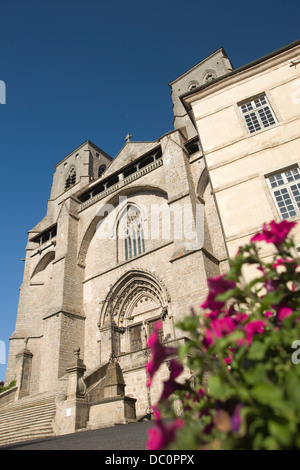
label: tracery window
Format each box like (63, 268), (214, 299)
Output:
(123, 206), (146, 261)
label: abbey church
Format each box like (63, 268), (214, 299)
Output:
(1, 39), (300, 443)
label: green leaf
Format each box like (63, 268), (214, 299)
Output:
(286, 369), (300, 410)
(247, 340), (268, 360)
(215, 289), (237, 302)
(242, 363), (267, 386)
(177, 315), (200, 332)
(178, 341), (196, 362)
(268, 420), (293, 447)
(248, 416), (265, 436)
(251, 383), (283, 408)
(207, 376), (234, 401)
(253, 431), (264, 449)
(259, 290), (285, 310)
(216, 330), (244, 350)
(262, 436), (280, 450)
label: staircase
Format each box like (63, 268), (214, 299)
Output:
(0, 392), (57, 447)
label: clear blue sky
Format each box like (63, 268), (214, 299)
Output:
(0, 0), (299, 381)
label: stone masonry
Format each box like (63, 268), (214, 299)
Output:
(3, 48), (231, 433)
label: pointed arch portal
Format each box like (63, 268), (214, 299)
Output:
(99, 269), (170, 329)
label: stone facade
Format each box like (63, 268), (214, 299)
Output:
(4, 41), (299, 433)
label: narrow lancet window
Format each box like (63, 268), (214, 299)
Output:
(123, 206), (145, 261)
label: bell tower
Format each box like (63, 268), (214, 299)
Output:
(169, 48), (233, 140)
(49, 140), (113, 201)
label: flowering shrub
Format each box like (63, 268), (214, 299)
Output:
(146, 220), (300, 450)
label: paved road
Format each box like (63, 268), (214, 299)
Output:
(0, 420), (154, 450)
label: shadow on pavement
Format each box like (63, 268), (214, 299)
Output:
(0, 420), (154, 450)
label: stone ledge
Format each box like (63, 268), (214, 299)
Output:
(87, 395), (137, 429)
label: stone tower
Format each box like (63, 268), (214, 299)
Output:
(169, 48), (233, 140)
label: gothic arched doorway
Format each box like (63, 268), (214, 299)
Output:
(99, 269), (171, 358)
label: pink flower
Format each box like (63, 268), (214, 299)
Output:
(211, 317), (236, 339)
(278, 307), (293, 321)
(147, 417), (184, 450)
(251, 220), (296, 248)
(223, 356), (233, 364)
(264, 310), (274, 319)
(244, 320), (266, 346)
(201, 275), (236, 310)
(146, 322), (177, 387)
(160, 359), (184, 400)
(204, 310), (221, 319)
(203, 315), (244, 350)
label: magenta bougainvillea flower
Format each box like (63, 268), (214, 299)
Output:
(146, 321), (177, 386)
(250, 220), (296, 247)
(201, 275), (236, 310)
(244, 320), (266, 346)
(147, 415), (184, 450)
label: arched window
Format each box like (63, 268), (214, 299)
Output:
(188, 80), (199, 92)
(98, 164), (106, 178)
(121, 205), (145, 261)
(65, 167), (76, 190)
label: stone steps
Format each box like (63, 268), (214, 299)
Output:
(0, 393), (57, 447)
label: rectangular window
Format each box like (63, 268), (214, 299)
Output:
(267, 167), (300, 219)
(240, 95), (276, 134)
(130, 325), (142, 352)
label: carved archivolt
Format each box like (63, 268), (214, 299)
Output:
(99, 269), (170, 327)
